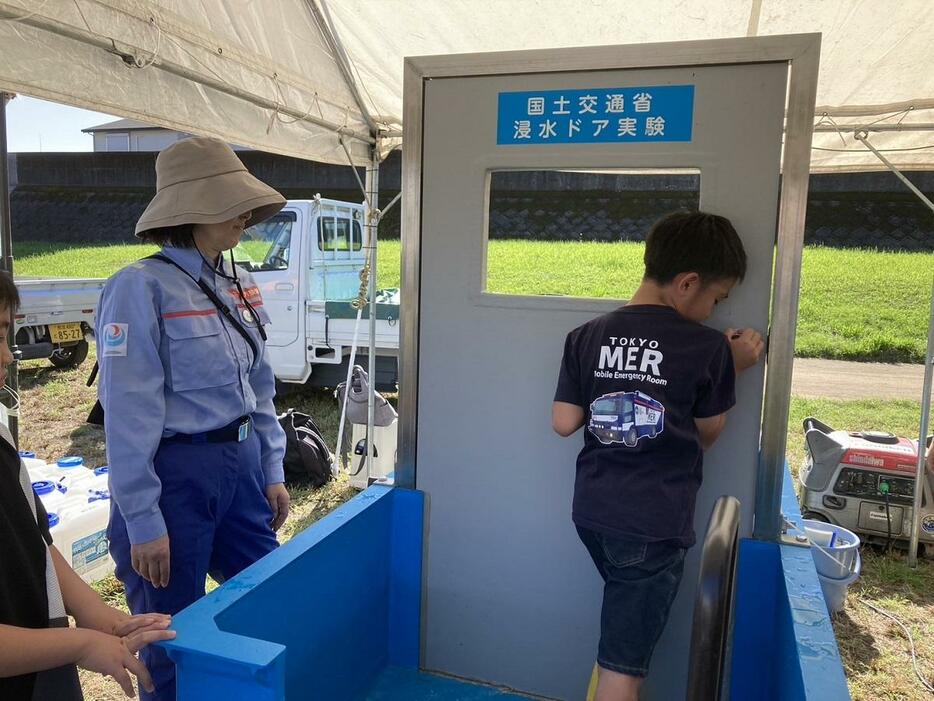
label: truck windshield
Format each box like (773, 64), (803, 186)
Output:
(592, 399), (618, 415)
(235, 212), (297, 272)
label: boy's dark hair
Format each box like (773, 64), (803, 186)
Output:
(137, 223), (196, 248)
(644, 211), (747, 285)
(0, 270), (20, 312)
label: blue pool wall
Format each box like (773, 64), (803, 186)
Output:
(161, 471), (850, 700)
(730, 469), (850, 700)
(160, 486), (423, 700)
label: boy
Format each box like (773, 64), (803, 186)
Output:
(0, 271), (175, 700)
(552, 211), (764, 701)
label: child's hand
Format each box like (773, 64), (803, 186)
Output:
(726, 328), (764, 372)
(76, 602), (171, 639)
(108, 613), (173, 639)
(76, 627), (176, 697)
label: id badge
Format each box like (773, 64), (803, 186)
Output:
(238, 421), (250, 442)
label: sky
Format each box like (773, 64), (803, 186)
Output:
(4, 95), (119, 152)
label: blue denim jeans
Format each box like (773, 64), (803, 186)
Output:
(577, 526), (687, 677)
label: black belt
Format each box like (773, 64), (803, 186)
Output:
(163, 417), (252, 444)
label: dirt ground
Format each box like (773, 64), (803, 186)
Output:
(793, 358), (928, 402)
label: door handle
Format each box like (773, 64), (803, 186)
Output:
(275, 283), (295, 292)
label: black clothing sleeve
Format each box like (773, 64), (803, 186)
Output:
(554, 330), (584, 407)
(0, 441), (52, 701)
(33, 491), (53, 546)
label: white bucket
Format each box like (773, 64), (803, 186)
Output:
(51, 495), (114, 584)
(816, 550), (862, 614)
(802, 519), (861, 578)
(349, 419), (398, 490)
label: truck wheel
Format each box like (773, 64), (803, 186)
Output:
(49, 340), (89, 369)
(625, 428), (637, 446)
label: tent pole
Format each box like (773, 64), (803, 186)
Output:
(0, 92), (18, 446)
(364, 139), (380, 483)
(853, 131), (934, 215)
(908, 282), (934, 568)
(307, 0), (378, 134)
(854, 131), (934, 567)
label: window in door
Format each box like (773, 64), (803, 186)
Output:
(485, 169), (700, 299)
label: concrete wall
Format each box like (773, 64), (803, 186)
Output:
(6, 150), (402, 243)
(4, 151), (934, 249)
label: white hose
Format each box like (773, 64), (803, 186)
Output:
(858, 597), (934, 693)
(334, 305), (363, 475)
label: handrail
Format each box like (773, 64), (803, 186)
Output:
(687, 495), (741, 701)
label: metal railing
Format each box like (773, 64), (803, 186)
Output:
(687, 495), (741, 701)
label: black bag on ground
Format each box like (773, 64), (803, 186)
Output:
(278, 409), (333, 488)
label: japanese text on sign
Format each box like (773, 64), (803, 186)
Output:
(497, 85), (694, 145)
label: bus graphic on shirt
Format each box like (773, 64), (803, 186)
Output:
(588, 390), (665, 446)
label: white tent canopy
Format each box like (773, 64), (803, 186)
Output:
(1, 0), (933, 172)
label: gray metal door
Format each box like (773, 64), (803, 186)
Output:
(405, 46), (797, 700)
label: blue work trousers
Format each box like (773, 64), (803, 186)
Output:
(108, 429), (279, 701)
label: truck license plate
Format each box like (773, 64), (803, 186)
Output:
(49, 323), (84, 344)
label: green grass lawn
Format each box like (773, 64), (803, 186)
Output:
(11, 240), (933, 363)
(796, 247), (933, 364)
(14, 242), (161, 279)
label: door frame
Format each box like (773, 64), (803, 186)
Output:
(398, 34), (821, 542)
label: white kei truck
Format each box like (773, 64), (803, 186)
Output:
(14, 277), (105, 368)
(13, 198), (401, 389)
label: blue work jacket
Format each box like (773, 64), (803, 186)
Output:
(96, 245), (286, 545)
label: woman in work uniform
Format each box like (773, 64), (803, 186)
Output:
(97, 137), (291, 701)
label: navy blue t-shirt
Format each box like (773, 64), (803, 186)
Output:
(554, 304), (735, 547)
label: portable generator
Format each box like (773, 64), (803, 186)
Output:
(799, 417), (934, 555)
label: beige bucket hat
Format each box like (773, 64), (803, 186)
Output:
(135, 136), (286, 236)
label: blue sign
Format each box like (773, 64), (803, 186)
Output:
(497, 85), (694, 145)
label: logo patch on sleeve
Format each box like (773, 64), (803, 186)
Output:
(102, 323), (129, 357)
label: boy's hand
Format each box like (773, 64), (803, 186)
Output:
(76, 627), (176, 697)
(726, 328), (764, 372)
